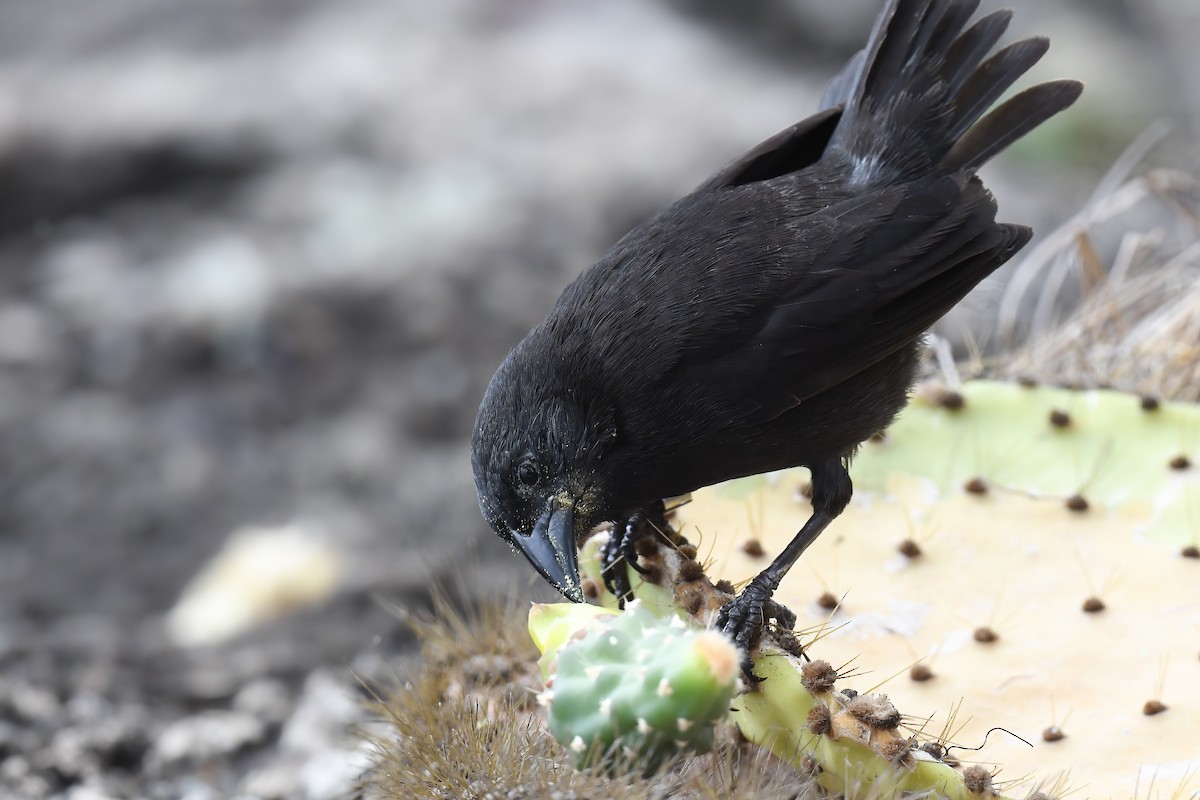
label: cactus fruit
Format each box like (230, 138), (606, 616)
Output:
(531, 600), (740, 772)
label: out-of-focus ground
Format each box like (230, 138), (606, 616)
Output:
(0, 1), (1195, 797)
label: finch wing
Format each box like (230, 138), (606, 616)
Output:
(669, 175), (1026, 420)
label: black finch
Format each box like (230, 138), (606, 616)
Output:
(472, 0), (1081, 656)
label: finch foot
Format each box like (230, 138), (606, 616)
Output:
(600, 512), (651, 605)
(715, 577), (795, 681)
(600, 502), (671, 606)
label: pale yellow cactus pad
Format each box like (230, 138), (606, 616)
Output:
(680, 379), (1200, 797)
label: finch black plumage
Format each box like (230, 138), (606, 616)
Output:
(471, 0), (1082, 654)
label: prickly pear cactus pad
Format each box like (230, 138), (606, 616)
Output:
(529, 600), (740, 773)
(680, 379), (1200, 797)
(552, 538), (1016, 798)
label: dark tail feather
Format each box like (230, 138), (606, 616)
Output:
(860, 0), (942, 96)
(834, 0), (925, 132)
(944, 37), (1050, 142)
(830, 0), (1082, 181)
(940, 10), (1013, 97)
(823, 0), (955, 111)
(926, 0), (980, 58)
(943, 80), (1084, 172)
(905, 0), (955, 72)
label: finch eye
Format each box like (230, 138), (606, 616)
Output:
(517, 461), (540, 487)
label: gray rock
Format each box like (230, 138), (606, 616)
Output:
(279, 671), (360, 755)
(45, 727), (90, 783)
(62, 786), (121, 800)
(172, 777), (225, 800)
(238, 756), (304, 800)
(299, 747), (372, 800)
(0, 719), (22, 757)
(0, 678), (60, 725)
(0, 755), (52, 800)
(0, 304), (59, 366)
(232, 679), (292, 727)
(152, 711), (267, 767)
(85, 708), (150, 772)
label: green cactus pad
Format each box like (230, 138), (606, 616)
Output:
(531, 600), (740, 773)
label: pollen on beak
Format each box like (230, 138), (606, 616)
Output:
(510, 501), (584, 603)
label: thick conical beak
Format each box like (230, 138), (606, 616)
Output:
(511, 501), (583, 603)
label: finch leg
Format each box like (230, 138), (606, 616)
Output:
(716, 458), (851, 678)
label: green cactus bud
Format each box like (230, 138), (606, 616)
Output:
(530, 600), (740, 773)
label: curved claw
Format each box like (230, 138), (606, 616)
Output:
(600, 509), (654, 605)
(716, 577), (796, 683)
(600, 502), (675, 606)
(600, 530), (633, 605)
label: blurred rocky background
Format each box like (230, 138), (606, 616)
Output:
(0, 0), (1196, 797)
